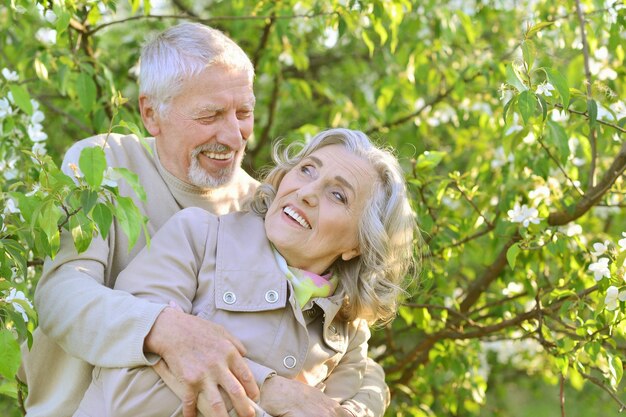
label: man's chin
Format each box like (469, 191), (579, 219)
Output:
(188, 167), (234, 189)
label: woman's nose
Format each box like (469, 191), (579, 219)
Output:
(297, 183), (319, 207)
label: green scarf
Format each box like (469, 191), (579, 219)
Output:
(272, 248), (338, 308)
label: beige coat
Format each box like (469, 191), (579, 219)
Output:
(20, 134), (388, 417)
(74, 208), (369, 417)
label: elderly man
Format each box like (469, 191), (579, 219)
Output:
(21, 22), (388, 417)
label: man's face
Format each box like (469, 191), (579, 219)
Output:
(144, 63), (255, 188)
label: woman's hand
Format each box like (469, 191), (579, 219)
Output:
(260, 375), (353, 417)
(146, 307), (259, 417)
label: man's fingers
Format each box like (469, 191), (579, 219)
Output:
(218, 376), (256, 417)
(200, 385), (231, 417)
(231, 359), (260, 401)
(181, 388), (198, 417)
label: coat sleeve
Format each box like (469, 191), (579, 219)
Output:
(324, 319), (390, 417)
(35, 143), (166, 368)
(74, 208), (218, 417)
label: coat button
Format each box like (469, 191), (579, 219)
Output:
(306, 309), (316, 318)
(265, 290), (279, 303)
(223, 291), (236, 304)
(283, 355), (297, 369)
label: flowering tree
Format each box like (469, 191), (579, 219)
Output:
(1, 0), (625, 416)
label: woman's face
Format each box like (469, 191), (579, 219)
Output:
(265, 144), (377, 274)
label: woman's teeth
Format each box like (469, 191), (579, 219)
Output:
(283, 206), (311, 229)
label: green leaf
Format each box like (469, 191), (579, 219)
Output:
(54, 5), (71, 34)
(79, 146), (107, 189)
(521, 40), (535, 70)
(517, 90), (536, 124)
(118, 121), (152, 156)
(525, 21), (554, 39)
(0, 330), (20, 380)
(80, 189), (99, 214)
(113, 167), (147, 201)
(415, 151), (445, 171)
(506, 64), (527, 92)
(69, 211), (94, 253)
(361, 31), (375, 57)
(9, 85), (33, 115)
(76, 72), (97, 114)
(507, 243), (521, 269)
(610, 355), (623, 387)
(38, 200), (62, 243)
(114, 196), (144, 250)
(587, 99), (597, 128)
(537, 94), (548, 121)
(546, 120), (570, 164)
(458, 11), (475, 45)
(545, 68), (570, 110)
(92, 203), (113, 240)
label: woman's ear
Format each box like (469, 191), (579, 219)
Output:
(341, 247), (360, 261)
(139, 95), (161, 136)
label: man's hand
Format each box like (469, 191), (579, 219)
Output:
(260, 375), (353, 417)
(145, 307), (259, 417)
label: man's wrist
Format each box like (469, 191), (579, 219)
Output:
(144, 306), (176, 355)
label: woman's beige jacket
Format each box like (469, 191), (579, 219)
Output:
(75, 208), (370, 417)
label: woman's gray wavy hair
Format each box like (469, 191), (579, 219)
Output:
(139, 22), (254, 116)
(251, 128), (419, 324)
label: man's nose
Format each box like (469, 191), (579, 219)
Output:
(216, 112), (245, 150)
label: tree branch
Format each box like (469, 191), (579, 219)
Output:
(548, 140), (626, 225)
(575, 0), (598, 189)
(87, 12), (338, 36)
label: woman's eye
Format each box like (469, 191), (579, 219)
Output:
(332, 191), (347, 204)
(300, 165), (313, 176)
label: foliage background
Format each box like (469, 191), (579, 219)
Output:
(1, 0), (625, 416)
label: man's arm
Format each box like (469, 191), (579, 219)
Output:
(104, 207), (259, 417)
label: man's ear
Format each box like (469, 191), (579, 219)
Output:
(341, 247), (360, 262)
(139, 95), (161, 136)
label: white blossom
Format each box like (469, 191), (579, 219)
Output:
(589, 257), (611, 281)
(3, 198), (20, 214)
(522, 131), (536, 144)
(28, 123), (47, 142)
(278, 51), (294, 66)
(2, 68), (19, 82)
(32, 141), (47, 157)
(558, 223), (582, 237)
(605, 286), (626, 311)
(491, 146), (513, 168)
(507, 203), (541, 227)
(4, 288), (33, 322)
(102, 167), (122, 187)
(591, 240), (611, 257)
(44, 9), (57, 24)
(529, 185), (550, 204)
(535, 82), (555, 97)
(31, 110), (45, 124)
(0, 97), (12, 118)
(618, 232), (626, 252)
(551, 109), (569, 122)
(502, 282), (524, 296)
(35, 28), (57, 45)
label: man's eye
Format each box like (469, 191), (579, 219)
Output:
(195, 115), (217, 124)
(300, 165), (313, 175)
(237, 110), (253, 120)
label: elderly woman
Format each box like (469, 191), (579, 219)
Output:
(74, 128), (418, 417)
